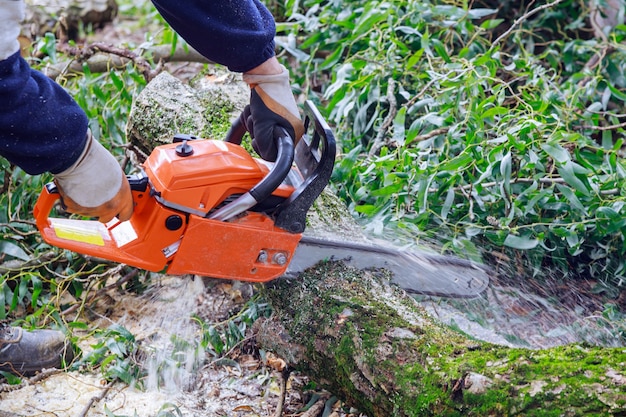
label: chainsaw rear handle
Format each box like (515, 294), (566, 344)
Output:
(34, 182), (60, 230)
(209, 125), (295, 221)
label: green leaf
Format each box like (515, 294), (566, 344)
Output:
(557, 161), (590, 196)
(354, 204), (380, 216)
(0, 286), (5, 320)
(439, 152), (474, 171)
(354, 6), (386, 36)
(480, 18), (504, 30)
(500, 151), (512, 194)
(432, 39), (450, 63)
(108, 324), (135, 342)
(441, 186), (455, 220)
(0, 371), (22, 385)
(392, 107), (407, 146)
(468, 8), (498, 19)
(541, 143), (570, 164)
(556, 184), (586, 213)
(608, 83), (626, 102)
(321, 46), (345, 70)
(30, 275), (42, 308)
(504, 234), (539, 250)
(207, 326), (224, 354)
(0, 241), (30, 261)
(481, 106), (509, 119)
(406, 49), (424, 69)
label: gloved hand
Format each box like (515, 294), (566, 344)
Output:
(0, 0), (24, 61)
(242, 65), (304, 161)
(54, 131), (133, 223)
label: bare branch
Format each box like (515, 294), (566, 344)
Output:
(491, 0), (566, 50)
(43, 43), (212, 81)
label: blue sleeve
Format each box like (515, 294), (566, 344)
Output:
(0, 51), (88, 175)
(150, 0), (276, 73)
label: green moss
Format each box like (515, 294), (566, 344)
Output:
(199, 91), (236, 140)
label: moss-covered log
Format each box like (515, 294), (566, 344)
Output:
(256, 262), (626, 416)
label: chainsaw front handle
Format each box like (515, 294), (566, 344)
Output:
(224, 115), (247, 145)
(210, 126), (294, 221)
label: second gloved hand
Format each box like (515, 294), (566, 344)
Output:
(242, 65), (304, 161)
(54, 131), (133, 223)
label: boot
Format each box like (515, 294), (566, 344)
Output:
(0, 324), (74, 376)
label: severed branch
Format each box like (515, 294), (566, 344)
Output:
(43, 42), (212, 82)
(77, 380), (114, 417)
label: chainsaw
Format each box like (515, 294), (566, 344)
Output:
(33, 101), (489, 298)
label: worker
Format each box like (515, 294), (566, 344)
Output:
(0, 0), (303, 375)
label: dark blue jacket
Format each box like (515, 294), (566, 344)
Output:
(0, 0), (275, 174)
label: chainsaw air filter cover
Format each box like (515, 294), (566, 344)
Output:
(143, 138), (292, 217)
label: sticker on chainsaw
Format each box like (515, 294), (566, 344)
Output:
(110, 220), (138, 247)
(50, 218), (107, 246)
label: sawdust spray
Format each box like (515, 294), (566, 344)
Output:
(127, 275), (207, 393)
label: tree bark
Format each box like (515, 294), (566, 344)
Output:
(255, 262), (626, 416)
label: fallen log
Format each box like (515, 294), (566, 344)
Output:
(255, 262), (626, 416)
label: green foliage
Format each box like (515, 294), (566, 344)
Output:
(76, 324), (143, 385)
(32, 34), (148, 155)
(197, 293), (272, 357)
(281, 0), (626, 291)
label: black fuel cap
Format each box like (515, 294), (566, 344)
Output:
(175, 140), (194, 157)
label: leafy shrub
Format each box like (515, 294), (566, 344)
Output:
(280, 0), (626, 292)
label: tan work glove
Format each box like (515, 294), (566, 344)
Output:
(0, 0), (24, 60)
(54, 131), (133, 223)
(241, 65), (304, 161)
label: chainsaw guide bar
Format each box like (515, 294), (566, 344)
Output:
(33, 101), (490, 298)
(288, 235), (490, 298)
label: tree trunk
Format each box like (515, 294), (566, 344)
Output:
(255, 262), (626, 416)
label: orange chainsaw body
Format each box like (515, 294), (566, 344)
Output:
(34, 101), (335, 282)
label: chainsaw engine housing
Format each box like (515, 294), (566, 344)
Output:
(34, 101), (336, 282)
